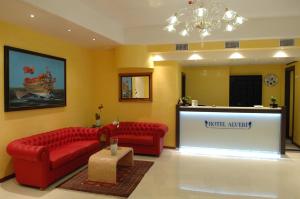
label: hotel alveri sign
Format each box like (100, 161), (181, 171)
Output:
(204, 120), (253, 130)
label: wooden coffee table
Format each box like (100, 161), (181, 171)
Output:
(88, 147), (134, 184)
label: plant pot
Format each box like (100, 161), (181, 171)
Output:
(270, 103), (278, 108)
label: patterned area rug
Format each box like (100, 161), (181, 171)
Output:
(58, 160), (154, 198)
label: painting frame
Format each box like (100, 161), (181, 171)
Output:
(119, 73), (152, 102)
(4, 46), (66, 112)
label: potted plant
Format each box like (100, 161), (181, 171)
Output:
(182, 96), (192, 106)
(95, 104), (104, 127)
(270, 96), (278, 108)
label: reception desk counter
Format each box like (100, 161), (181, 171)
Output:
(176, 106), (286, 155)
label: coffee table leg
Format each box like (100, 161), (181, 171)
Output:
(118, 150), (134, 166)
(88, 161), (117, 184)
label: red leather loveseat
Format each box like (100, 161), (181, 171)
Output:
(102, 122), (168, 156)
(7, 127), (101, 189)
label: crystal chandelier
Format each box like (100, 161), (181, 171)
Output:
(164, 0), (246, 38)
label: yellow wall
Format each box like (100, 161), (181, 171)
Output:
(115, 45), (153, 68)
(91, 50), (180, 147)
(0, 21), (95, 178)
(182, 64), (284, 107)
(183, 66), (230, 106)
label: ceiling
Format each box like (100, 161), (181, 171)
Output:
(0, 0), (299, 65)
(0, 0), (297, 45)
(83, 0), (300, 28)
(0, 0), (118, 48)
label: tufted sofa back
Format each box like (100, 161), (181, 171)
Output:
(109, 122), (168, 137)
(18, 127), (99, 151)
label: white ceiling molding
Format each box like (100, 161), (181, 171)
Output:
(124, 16), (300, 44)
(151, 48), (300, 66)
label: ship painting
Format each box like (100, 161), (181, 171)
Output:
(15, 66), (57, 99)
(5, 46), (66, 112)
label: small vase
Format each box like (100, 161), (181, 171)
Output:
(95, 119), (101, 127)
(110, 138), (118, 156)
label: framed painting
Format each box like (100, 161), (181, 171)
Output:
(4, 46), (66, 112)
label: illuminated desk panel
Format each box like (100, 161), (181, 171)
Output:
(176, 106), (286, 155)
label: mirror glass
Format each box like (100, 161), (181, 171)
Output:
(119, 73), (152, 101)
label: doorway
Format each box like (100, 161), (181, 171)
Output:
(285, 66), (299, 151)
(181, 73), (186, 97)
(229, 75), (262, 107)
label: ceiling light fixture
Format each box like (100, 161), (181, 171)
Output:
(273, 51), (288, 58)
(92, 38), (96, 41)
(67, 29), (72, 32)
(29, 14), (35, 18)
(164, 0), (247, 39)
(151, 55), (164, 61)
(188, 53), (203, 60)
(229, 52), (244, 59)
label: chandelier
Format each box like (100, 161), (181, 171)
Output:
(164, 0), (246, 38)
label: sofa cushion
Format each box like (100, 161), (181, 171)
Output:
(113, 135), (153, 146)
(50, 140), (99, 169)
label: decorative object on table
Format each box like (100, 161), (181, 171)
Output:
(112, 118), (120, 128)
(58, 160), (154, 198)
(4, 46), (66, 112)
(177, 97), (184, 105)
(264, 74), (279, 87)
(164, 0), (247, 39)
(110, 137), (118, 155)
(95, 104), (104, 127)
(191, 99), (198, 106)
(270, 96), (278, 108)
(181, 96), (192, 106)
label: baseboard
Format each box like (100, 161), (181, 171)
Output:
(0, 173), (15, 183)
(164, 146), (176, 149)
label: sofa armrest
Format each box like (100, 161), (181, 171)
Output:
(7, 141), (49, 162)
(156, 125), (168, 137)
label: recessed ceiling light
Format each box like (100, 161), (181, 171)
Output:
(188, 53), (203, 60)
(67, 29), (72, 32)
(151, 55), (164, 61)
(273, 51), (288, 58)
(92, 38), (96, 41)
(229, 52), (244, 59)
(30, 14), (35, 18)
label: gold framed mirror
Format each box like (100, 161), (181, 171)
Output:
(119, 73), (152, 102)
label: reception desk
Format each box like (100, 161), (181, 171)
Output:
(176, 106), (286, 155)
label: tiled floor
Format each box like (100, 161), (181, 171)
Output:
(1, 149), (300, 199)
(286, 139), (300, 151)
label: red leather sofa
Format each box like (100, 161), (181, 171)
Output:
(102, 122), (168, 156)
(7, 127), (101, 189)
